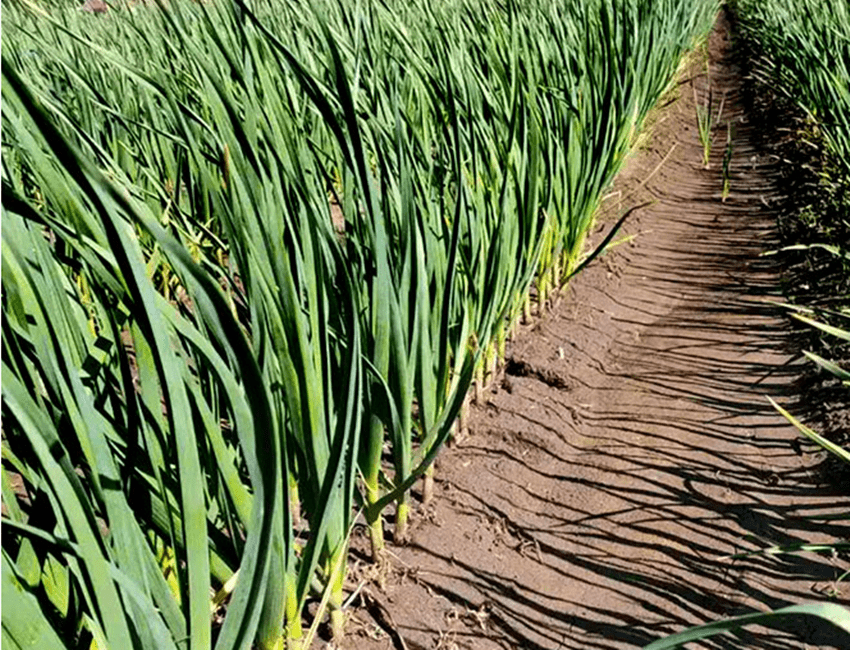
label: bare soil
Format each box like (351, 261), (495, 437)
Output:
(342, 12), (849, 650)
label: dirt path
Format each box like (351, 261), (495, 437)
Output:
(347, 13), (849, 650)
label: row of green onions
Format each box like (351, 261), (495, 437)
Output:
(731, 0), (850, 172)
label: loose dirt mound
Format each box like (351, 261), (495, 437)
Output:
(345, 12), (849, 650)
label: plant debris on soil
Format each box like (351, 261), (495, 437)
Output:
(339, 11), (849, 650)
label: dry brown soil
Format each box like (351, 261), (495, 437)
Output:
(342, 12), (849, 650)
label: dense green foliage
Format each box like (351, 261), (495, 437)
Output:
(733, 0), (850, 172)
(2, 0), (718, 647)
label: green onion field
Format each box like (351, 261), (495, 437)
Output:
(1, 0), (847, 648)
